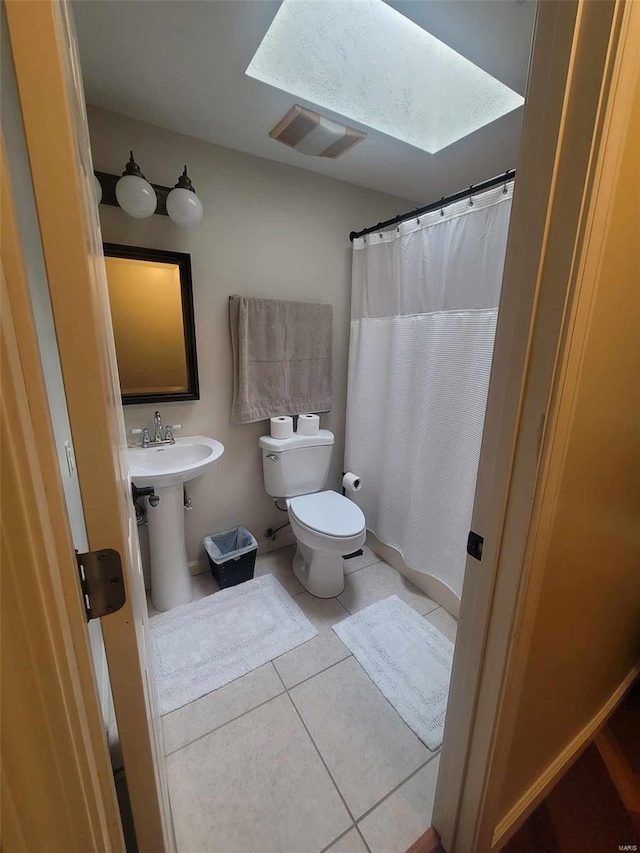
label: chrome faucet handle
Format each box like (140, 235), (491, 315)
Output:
(130, 427), (151, 448)
(164, 424), (182, 443)
(153, 411), (163, 443)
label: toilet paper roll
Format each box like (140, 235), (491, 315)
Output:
(270, 416), (293, 440)
(343, 472), (363, 492)
(297, 413), (320, 436)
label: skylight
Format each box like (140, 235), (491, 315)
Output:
(247, 0), (525, 154)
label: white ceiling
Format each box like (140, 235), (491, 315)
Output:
(73, 0), (536, 203)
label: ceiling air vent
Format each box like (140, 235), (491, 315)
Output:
(269, 105), (366, 158)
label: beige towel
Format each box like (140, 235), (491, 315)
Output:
(229, 295), (332, 424)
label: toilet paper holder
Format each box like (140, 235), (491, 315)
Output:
(342, 471), (362, 493)
(341, 472), (364, 561)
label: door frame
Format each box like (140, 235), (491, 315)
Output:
(4, 1), (174, 849)
(483, 1), (640, 848)
(433, 0), (638, 849)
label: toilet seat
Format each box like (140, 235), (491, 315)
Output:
(288, 490), (365, 539)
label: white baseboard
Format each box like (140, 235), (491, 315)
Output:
(189, 558), (207, 577)
(492, 664), (640, 850)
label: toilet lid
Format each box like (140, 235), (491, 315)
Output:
(289, 490), (365, 538)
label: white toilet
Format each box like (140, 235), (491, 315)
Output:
(259, 429), (366, 598)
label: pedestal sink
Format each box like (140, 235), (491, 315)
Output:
(128, 436), (224, 612)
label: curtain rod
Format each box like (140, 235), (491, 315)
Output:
(349, 169), (516, 242)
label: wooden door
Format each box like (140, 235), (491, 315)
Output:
(4, 2), (174, 849)
(1, 141), (125, 851)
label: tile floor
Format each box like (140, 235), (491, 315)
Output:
(147, 544), (458, 853)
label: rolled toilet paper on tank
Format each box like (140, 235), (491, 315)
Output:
(343, 472), (363, 492)
(270, 416), (293, 439)
(297, 413), (320, 436)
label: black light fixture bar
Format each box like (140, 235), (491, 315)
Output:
(94, 171), (171, 217)
(349, 169), (516, 242)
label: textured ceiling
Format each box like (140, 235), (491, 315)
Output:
(247, 0), (524, 154)
(72, 0), (537, 204)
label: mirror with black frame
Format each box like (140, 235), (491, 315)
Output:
(103, 243), (199, 405)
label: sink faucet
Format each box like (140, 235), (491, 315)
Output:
(129, 412), (180, 448)
(153, 411), (163, 443)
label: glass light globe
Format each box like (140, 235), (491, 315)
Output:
(92, 173), (102, 205)
(166, 187), (203, 228)
(115, 174), (156, 218)
(114, 151), (157, 218)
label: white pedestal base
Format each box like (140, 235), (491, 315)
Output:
(146, 483), (193, 612)
(293, 542), (345, 598)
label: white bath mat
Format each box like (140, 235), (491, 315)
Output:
(333, 596), (454, 750)
(150, 574), (317, 715)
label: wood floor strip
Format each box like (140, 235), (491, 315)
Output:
(547, 745), (638, 853)
(406, 825), (446, 853)
(596, 727), (640, 815)
(503, 681), (640, 852)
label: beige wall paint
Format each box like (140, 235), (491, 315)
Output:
(497, 76), (640, 819)
(88, 107), (410, 569)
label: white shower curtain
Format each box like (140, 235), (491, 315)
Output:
(345, 184), (513, 599)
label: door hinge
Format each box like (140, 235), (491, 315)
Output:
(76, 548), (126, 621)
(467, 530), (484, 561)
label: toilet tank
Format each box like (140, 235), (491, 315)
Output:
(258, 430), (334, 498)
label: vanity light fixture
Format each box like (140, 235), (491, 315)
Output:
(166, 166), (203, 228)
(95, 156), (204, 226)
(115, 151), (157, 219)
(92, 173), (103, 205)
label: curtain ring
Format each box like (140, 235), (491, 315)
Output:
(469, 186), (474, 206)
(503, 170), (509, 194)
(379, 230), (383, 239)
(440, 197), (445, 217)
(364, 234), (367, 244)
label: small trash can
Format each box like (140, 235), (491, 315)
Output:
(203, 527), (258, 589)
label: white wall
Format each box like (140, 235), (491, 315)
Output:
(88, 107), (411, 574)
